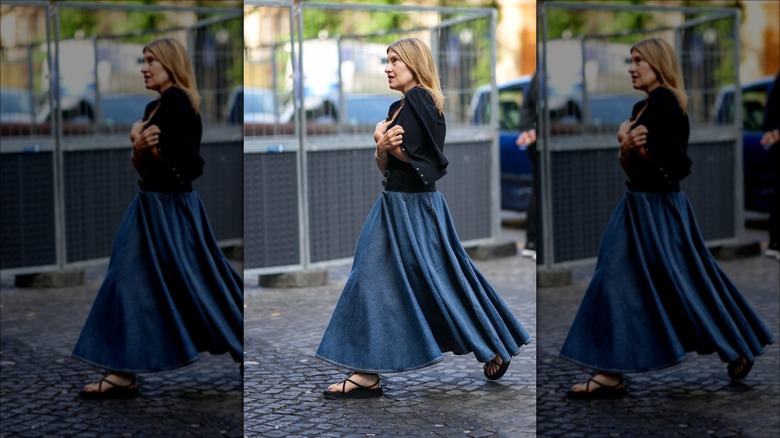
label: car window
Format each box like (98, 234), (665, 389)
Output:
(245, 90), (274, 114)
(100, 95), (149, 125)
(1, 90), (32, 114)
(498, 87), (523, 131)
(344, 96), (395, 125)
(742, 87), (767, 132)
(720, 84), (768, 131)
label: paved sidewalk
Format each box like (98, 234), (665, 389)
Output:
(243, 227), (537, 438)
(0, 262), (243, 437)
(536, 251), (780, 438)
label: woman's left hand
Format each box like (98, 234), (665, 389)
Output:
(131, 124), (162, 161)
(620, 124), (648, 152)
(377, 125), (404, 153)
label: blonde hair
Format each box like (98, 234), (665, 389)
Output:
(387, 38), (445, 115)
(143, 38), (200, 112)
(630, 37), (688, 112)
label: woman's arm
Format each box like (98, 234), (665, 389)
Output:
(130, 123), (163, 170)
(374, 124), (407, 173)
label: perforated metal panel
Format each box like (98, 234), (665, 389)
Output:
(550, 147), (626, 264)
(62, 141), (243, 264)
(194, 141), (244, 242)
(244, 152), (300, 269)
(307, 148), (383, 263)
(437, 141), (493, 242)
(64, 148), (138, 263)
(549, 139), (739, 264)
(0, 152), (56, 269)
(304, 139), (494, 264)
(681, 140), (736, 242)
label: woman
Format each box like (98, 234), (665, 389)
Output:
(561, 38), (774, 399)
(73, 38), (243, 399)
(316, 37), (531, 399)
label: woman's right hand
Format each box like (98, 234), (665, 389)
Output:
(130, 119), (149, 142)
(620, 123), (648, 151)
(132, 124), (161, 158)
(617, 119), (635, 143)
(374, 119), (392, 143)
(376, 125), (404, 154)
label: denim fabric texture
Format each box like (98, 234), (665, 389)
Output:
(316, 190), (531, 373)
(560, 191), (775, 373)
(72, 191), (244, 373)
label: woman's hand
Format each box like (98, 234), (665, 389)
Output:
(130, 119), (149, 142)
(131, 124), (161, 162)
(618, 122), (649, 164)
(516, 129), (536, 147)
(760, 128), (779, 148)
(617, 119), (635, 143)
(374, 119), (392, 143)
(376, 125), (404, 157)
(619, 123), (648, 151)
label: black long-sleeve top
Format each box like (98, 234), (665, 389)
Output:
(137, 86), (204, 192)
(386, 86), (448, 186)
(624, 86), (692, 192)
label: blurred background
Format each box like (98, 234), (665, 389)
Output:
(534, 0), (778, 268)
(0, 0), (243, 275)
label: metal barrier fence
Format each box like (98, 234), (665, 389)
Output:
(244, 1), (499, 274)
(0, 1), (243, 274)
(537, 2), (742, 268)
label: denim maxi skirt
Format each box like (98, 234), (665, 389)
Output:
(72, 191), (243, 373)
(560, 191), (774, 373)
(316, 190), (531, 373)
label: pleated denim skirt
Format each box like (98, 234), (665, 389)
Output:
(316, 190), (531, 373)
(560, 190), (774, 373)
(72, 191), (243, 373)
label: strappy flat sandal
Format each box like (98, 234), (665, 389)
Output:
(484, 356), (511, 381)
(323, 374), (383, 400)
(566, 376), (627, 400)
(79, 375), (139, 400)
(728, 356), (754, 380)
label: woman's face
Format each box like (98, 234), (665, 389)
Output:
(628, 49), (661, 94)
(141, 50), (173, 94)
(385, 50), (417, 94)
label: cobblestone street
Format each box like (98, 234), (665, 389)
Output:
(536, 249), (780, 437)
(0, 262), (243, 437)
(243, 226), (537, 438)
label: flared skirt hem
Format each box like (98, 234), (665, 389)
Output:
(71, 352), (201, 374)
(316, 345), (524, 374)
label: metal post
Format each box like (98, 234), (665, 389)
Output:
(51, 3), (66, 268)
(336, 34), (345, 133)
(539, 3), (554, 269)
(271, 42), (280, 136)
(26, 43), (36, 136)
(92, 36), (102, 126)
(580, 36), (590, 126)
(489, 8), (500, 242)
(293, 3), (310, 269)
(732, 9), (744, 241)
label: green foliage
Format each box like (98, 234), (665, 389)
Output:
(57, 1), (167, 41)
(543, 0), (655, 40)
(301, 0), (409, 40)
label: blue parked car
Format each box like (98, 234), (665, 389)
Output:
(714, 76), (776, 213)
(470, 76), (534, 211)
